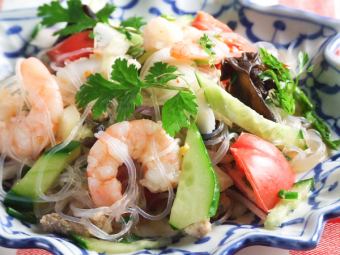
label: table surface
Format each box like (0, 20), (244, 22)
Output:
(0, 0), (339, 254)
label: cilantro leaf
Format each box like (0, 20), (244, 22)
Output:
(120, 16), (146, 30)
(115, 88), (143, 122)
(38, 0), (116, 36)
(110, 58), (144, 121)
(76, 73), (116, 118)
(76, 59), (197, 136)
(199, 34), (216, 64)
(259, 48), (339, 149)
(76, 58), (143, 120)
(144, 62), (178, 87)
(162, 91), (198, 136)
(110, 58), (142, 88)
(259, 69), (295, 114)
(96, 4), (116, 23)
(298, 51), (309, 74)
(259, 48), (296, 114)
(160, 14), (176, 21)
(304, 111), (340, 150)
(117, 16), (146, 40)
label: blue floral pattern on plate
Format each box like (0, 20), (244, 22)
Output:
(0, 0), (339, 254)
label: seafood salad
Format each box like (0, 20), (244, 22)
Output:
(0, 0), (339, 253)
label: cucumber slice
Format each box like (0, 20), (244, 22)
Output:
(4, 141), (81, 211)
(6, 207), (37, 224)
(169, 124), (220, 229)
(264, 178), (314, 229)
(196, 72), (305, 149)
(72, 235), (168, 253)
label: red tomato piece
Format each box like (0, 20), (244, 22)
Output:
(47, 30), (94, 66)
(192, 11), (233, 33)
(226, 133), (295, 212)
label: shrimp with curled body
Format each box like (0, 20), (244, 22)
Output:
(0, 57), (63, 161)
(87, 119), (181, 207)
(143, 12), (256, 64)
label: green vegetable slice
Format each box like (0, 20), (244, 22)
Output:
(169, 123), (219, 229)
(196, 72), (305, 149)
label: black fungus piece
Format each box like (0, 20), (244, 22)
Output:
(221, 52), (276, 121)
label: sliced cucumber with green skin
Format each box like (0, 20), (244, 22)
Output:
(264, 178), (314, 229)
(196, 72), (305, 149)
(72, 235), (168, 253)
(169, 123), (220, 229)
(4, 141), (81, 212)
(6, 207), (37, 224)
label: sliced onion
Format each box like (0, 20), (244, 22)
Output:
(226, 189), (267, 220)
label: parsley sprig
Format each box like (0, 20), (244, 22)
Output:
(76, 60), (198, 136)
(38, 0), (116, 36)
(199, 34), (216, 65)
(259, 48), (340, 149)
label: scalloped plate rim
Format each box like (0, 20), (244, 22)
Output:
(0, 1), (339, 254)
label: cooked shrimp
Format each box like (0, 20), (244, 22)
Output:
(87, 119), (180, 207)
(170, 11), (255, 63)
(143, 17), (184, 52)
(0, 57), (63, 161)
(170, 32), (255, 63)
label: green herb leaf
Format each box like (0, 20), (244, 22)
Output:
(96, 3), (116, 23)
(161, 14), (176, 21)
(120, 16), (146, 30)
(162, 91), (198, 136)
(75, 73), (116, 119)
(37, 0), (116, 36)
(259, 48), (339, 149)
(304, 111), (340, 150)
(298, 52), (309, 73)
(117, 16), (146, 40)
(77, 59), (181, 122)
(76, 59), (198, 136)
(110, 58), (144, 121)
(144, 62), (178, 87)
(259, 48), (296, 114)
(278, 189), (299, 199)
(199, 34), (216, 64)
(76, 58), (143, 120)
(259, 69), (295, 114)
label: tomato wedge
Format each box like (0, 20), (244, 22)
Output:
(225, 133), (295, 212)
(47, 30), (94, 66)
(192, 11), (233, 33)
